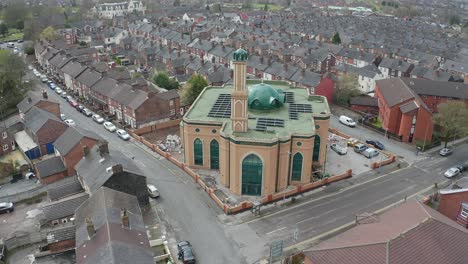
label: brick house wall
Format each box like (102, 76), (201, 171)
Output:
(134, 93), (180, 127)
(0, 131), (14, 156)
(438, 191), (468, 221)
(48, 239), (76, 253)
(412, 107), (433, 143)
(39, 170), (68, 185)
(350, 104), (379, 113)
(420, 95), (468, 113)
(63, 137), (100, 176)
(314, 77), (334, 104)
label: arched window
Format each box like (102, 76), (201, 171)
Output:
(210, 139), (219, 170)
(194, 138), (203, 165)
(313, 135), (321, 161)
(242, 154), (263, 196)
(291, 153), (303, 181)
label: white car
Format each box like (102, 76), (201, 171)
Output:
(92, 114), (105, 124)
(60, 113), (66, 121)
(28, 65), (33, 70)
(55, 88), (63, 94)
(103, 121), (117, 132)
(64, 119), (76, 126)
(444, 167), (461, 178)
(147, 184), (160, 198)
(116, 129), (130, 140)
(339, 115), (356, 127)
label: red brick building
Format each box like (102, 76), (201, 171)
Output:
(437, 188), (468, 228)
(374, 78), (468, 143)
(0, 125), (15, 156)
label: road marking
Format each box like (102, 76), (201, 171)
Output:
(266, 227), (286, 235)
(295, 208), (338, 226)
(283, 180), (450, 252)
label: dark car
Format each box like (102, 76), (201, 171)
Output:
(439, 148), (453, 157)
(76, 105), (85, 112)
(177, 241), (195, 264)
(366, 139), (385, 150)
(0, 202), (14, 214)
(455, 165), (468, 172)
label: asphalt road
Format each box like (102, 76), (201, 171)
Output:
(237, 144), (468, 258)
(30, 77), (245, 263)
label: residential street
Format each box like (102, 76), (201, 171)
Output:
(31, 84), (245, 264)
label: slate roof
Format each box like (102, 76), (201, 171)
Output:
(441, 60), (468, 74)
(379, 57), (413, 72)
(289, 69), (321, 87)
(24, 107), (61, 134)
(399, 100), (419, 114)
(54, 127), (102, 156)
(61, 60), (88, 78)
(48, 177), (84, 201)
(304, 199), (468, 264)
(375, 78), (417, 107)
(48, 53), (72, 69)
(349, 96), (378, 107)
(75, 145), (141, 194)
(156, 89), (179, 101)
(17, 92), (57, 114)
(47, 225), (76, 244)
(42, 192), (89, 221)
(75, 68), (102, 88)
(35, 156), (67, 178)
(75, 187), (153, 264)
(400, 78), (468, 99)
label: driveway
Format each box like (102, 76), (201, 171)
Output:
(0, 199), (46, 239)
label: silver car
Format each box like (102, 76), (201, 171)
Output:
(116, 129), (130, 140)
(103, 121), (117, 132)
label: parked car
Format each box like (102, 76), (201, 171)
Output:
(339, 115), (356, 127)
(6, 43), (14, 48)
(40, 77), (48, 83)
(157, 143), (168, 152)
(330, 143), (347, 155)
(69, 100), (78, 107)
(347, 138), (359, 147)
(0, 202), (14, 214)
(24, 172), (35, 179)
(455, 165), (468, 172)
(366, 139), (385, 150)
(60, 91), (67, 98)
(76, 105), (85, 112)
(354, 143), (368, 153)
(116, 129), (130, 140)
(439, 148), (453, 157)
(444, 167), (461, 178)
(50, 83), (57, 90)
(65, 95), (73, 102)
(177, 241), (195, 264)
(60, 113), (66, 121)
(55, 88), (63, 94)
(92, 114), (105, 124)
(64, 119), (76, 127)
(17, 39), (23, 43)
(103, 121), (117, 132)
(82, 108), (93, 117)
(147, 184), (160, 198)
(362, 148), (379, 159)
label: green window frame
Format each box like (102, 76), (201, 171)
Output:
(313, 135), (321, 161)
(210, 139), (219, 170)
(194, 138), (203, 165)
(291, 153), (303, 181)
(242, 154), (263, 196)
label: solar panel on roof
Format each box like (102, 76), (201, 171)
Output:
(284, 92), (295, 103)
(255, 118), (285, 131)
(208, 94), (232, 118)
(289, 103), (312, 120)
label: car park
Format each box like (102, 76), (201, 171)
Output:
(103, 121), (117, 132)
(330, 143), (347, 155)
(64, 119), (76, 126)
(177, 241), (195, 264)
(339, 115), (356, 127)
(0, 202), (14, 214)
(82, 108), (93, 117)
(92, 114), (105, 124)
(444, 167), (461, 178)
(147, 184), (160, 198)
(362, 148), (379, 159)
(365, 139), (385, 150)
(116, 129), (130, 140)
(354, 143), (368, 153)
(439, 148), (453, 157)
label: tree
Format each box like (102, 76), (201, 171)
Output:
(449, 15), (460, 25)
(182, 74), (208, 105)
(0, 24), (8, 37)
(2, 2), (28, 29)
(332, 32), (341, 44)
(153, 72), (179, 90)
(382, 1), (386, 6)
(334, 74), (361, 105)
(433, 101), (468, 148)
(16, 20), (24, 30)
(0, 51), (26, 113)
(264, 4), (268, 11)
(40, 26), (58, 41)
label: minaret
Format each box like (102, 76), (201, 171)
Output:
(231, 48), (249, 133)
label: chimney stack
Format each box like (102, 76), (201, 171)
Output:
(112, 164), (123, 174)
(82, 145), (90, 157)
(121, 208), (130, 228)
(86, 218), (95, 238)
(98, 140), (109, 157)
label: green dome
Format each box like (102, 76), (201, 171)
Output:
(248, 83), (285, 111)
(233, 48), (249, 61)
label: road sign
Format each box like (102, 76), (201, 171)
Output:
(270, 240), (284, 262)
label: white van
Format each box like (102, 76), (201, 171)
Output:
(339, 115), (356, 127)
(362, 148), (379, 159)
(147, 184), (160, 198)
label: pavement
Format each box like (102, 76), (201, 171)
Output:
(28, 75), (246, 264)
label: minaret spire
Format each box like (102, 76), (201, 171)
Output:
(231, 48), (249, 133)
